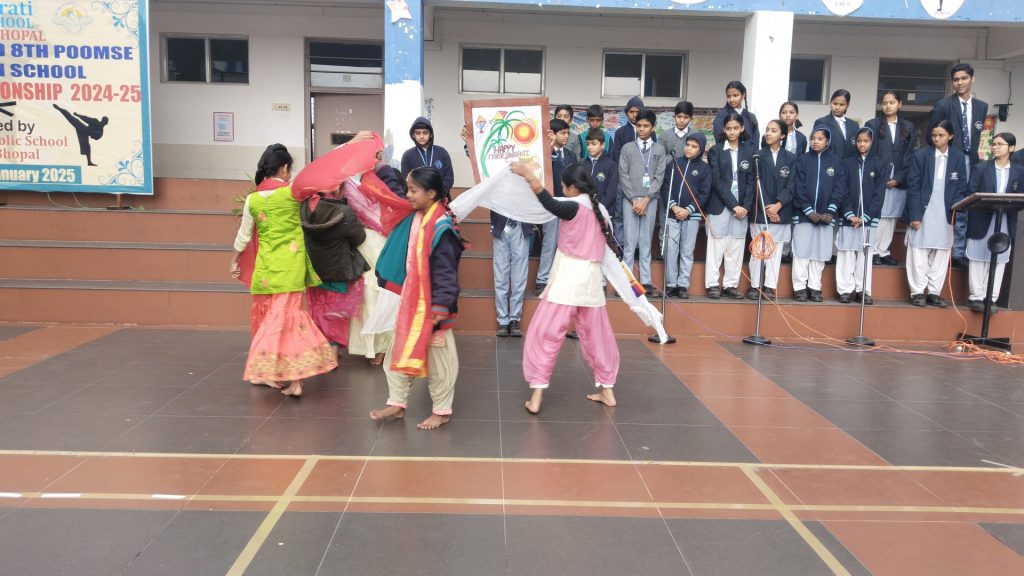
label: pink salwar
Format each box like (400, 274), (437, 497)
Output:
(306, 278), (365, 347)
(522, 299), (619, 389)
(244, 292), (338, 383)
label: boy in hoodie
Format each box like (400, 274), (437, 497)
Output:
(611, 96), (650, 162)
(400, 117), (455, 195)
(619, 109), (668, 296)
(663, 132), (711, 299)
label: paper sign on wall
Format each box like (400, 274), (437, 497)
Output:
(463, 97), (553, 192)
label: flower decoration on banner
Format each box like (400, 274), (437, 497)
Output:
(98, 140), (145, 186)
(386, 0), (412, 24)
(91, 0), (140, 41)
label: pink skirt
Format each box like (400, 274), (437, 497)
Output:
(244, 292), (338, 383)
(307, 280), (365, 347)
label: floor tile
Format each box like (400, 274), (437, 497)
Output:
(47, 456), (226, 495)
(0, 383), (88, 416)
(296, 459), (366, 497)
(799, 398), (943, 430)
(371, 418), (501, 458)
(843, 428), (1000, 467)
(610, 395), (724, 426)
(105, 415), (264, 454)
(901, 401), (1024, 432)
(124, 510), (265, 576)
(904, 470), (1024, 509)
(960, 430), (1024, 467)
(803, 521), (873, 576)
(503, 461), (650, 504)
(156, 384), (284, 418)
(199, 457), (306, 496)
(41, 385), (186, 417)
(245, 512), (343, 576)
(615, 423), (757, 463)
(353, 460), (502, 500)
(698, 397), (838, 429)
(238, 417), (380, 456)
(680, 372), (792, 399)
(0, 454), (86, 492)
(639, 464), (767, 505)
(0, 412), (142, 451)
(498, 390), (611, 423)
(500, 420), (629, 460)
(767, 468), (944, 507)
(979, 523), (1024, 557)
(727, 426), (887, 466)
(666, 518), (832, 576)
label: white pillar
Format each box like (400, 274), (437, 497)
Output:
(384, 0), (424, 167)
(740, 11), (794, 131)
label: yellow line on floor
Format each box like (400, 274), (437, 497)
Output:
(1, 449), (1020, 474)
(740, 464), (851, 576)
(224, 455), (319, 576)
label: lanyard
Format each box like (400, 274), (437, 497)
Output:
(635, 140), (652, 174)
(417, 146), (433, 168)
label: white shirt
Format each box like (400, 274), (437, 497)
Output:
(674, 126), (689, 138)
(636, 138), (652, 151)
(996, 163), (1010, 194)
(833, 115), (847, 139)
(786, 131), (798, 154)
(888, 120), (898, 144)
(934, 149), (948, 183)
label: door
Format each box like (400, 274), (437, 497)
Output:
(310, 93), (383, 159)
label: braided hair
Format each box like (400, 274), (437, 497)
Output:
(561, 162), (622, 259)
(254, 143), (292, 185)
(408, 166), (469, 247)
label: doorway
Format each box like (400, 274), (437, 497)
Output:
(310, 93), (383, 159)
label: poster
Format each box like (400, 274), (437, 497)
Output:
(213, 112), (233, 142)
(463, 97), (553, 192)
(0, 0), (152, 194)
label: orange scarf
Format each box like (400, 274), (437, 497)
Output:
(390, 202), (445, 376)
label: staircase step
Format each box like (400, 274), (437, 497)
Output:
(0, 206), (239, 244)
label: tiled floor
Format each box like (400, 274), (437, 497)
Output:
(0, 325), (1022, 575)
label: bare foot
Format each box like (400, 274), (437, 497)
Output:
(369, 405), (405, 421)
(417, 414), (450, 430)
(281, 380), (303, 397)
(587, 387), (617, 407)
(369, 353), (385, 366)
(251, 379), (282, 389)
(524, 388), (544, 414)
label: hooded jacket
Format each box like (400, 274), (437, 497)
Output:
(664, 132), (710, 221)
(300, 195), (369, 283)
(400, 116), (455, 194)
(793, 128), (847, 225)
(812, 115), (860, 160)
(747, 144), (797, 225)
(840, 129), (887, 228)
(611, 96), (653, 161)
(706, 138), (756, 217)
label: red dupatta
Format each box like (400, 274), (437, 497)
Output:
(390, 201), (445, 376)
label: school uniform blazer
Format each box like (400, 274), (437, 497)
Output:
(746, 147), (797, 224)
(586, 154), (620, 215)
(929, 94), (989, 165)
(840, 155), (887, 227)
(965, 161), (1024, 242)
(793, 149), (847, 224)
(812, 116), (860, 160)
(1011, 149), (1024, 167)
(664, 156), (711, 221)
(865, 117), (916, 189)
(550, 147), (579, 197)
(705, 142), (756, 216)
(712, 106), (760, 148)
(906, 146), (968, 224)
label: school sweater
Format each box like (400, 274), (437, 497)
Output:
(618, 138), (668, 201)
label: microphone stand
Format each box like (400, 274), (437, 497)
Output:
(649, 149), (677, 344)
(847, 161), (875, 347)
(743, 152), (771, 346)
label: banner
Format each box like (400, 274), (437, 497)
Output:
(0, 0), (152, 194)
(463, 97), (553, 192)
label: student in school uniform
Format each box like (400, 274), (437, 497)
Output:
(929, 63), (990, 270)
(1012, 149), (1024, 166)
(400, 116), (455, 195)
(904, 120), (969, 308)
(713, 81), (760, 147)
(866, 90), (916, 267)
(611, 96), (647, 162)
(747, 119), (797, 300)
(554, 104), (582, 159)
(792, 127), (847, 302)
(778, 101), (808, 159)
(618, 109), (668, 296)
(580, 105), (613, 160)
(583, 128), (620, 243)
(835, 128), (886, 304)
(664, 132), (711, 299)
(660, 101), (696, 160)
(705, 111), (754, 299)
(536, 118), (579, 294)
(491, 210), (532, 337)
(813, 90), (859, 160)
(965, 133), (1023, 312)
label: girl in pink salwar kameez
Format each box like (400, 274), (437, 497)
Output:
(509, 162), (621, 415)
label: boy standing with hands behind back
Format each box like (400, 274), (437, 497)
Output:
(619, 109), (667, 296)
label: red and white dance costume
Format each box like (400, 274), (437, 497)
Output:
(523, 194), (620, 389)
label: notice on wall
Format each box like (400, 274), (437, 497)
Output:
(463, 97), (553, 192)
(0, 0), (152, 194)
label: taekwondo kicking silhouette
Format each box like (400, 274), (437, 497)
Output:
(53, 104), (109, 166)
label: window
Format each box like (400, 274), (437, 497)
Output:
(877, 59), (951, 107)
(164, 36), (248, 84)
(789, 57), (827, 102)
(603, 52), (685, 99)
(309, 42), (383, 90)
(461, 46), (543, 94)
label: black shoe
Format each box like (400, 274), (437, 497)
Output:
(828, 256), (837, 266)
(879, 255), (898, 266)
(534, 283), (546, 296)
(839, 293), (851, 304)
(781, 254), (793, 264)
(967, 300), (985, 313)
(707, 287), (721, 299)
(951, 257), (968, 270)
(746, 288), (760, 300)
(508, 320), (522, 337)
(723, 287), (744, 300)
(808, 289), (823, 302)
(911, 293), (926, 307)
(642, 284), (662, 298)
(565, 330), (579, 340)
(872, 255), (882, 266)
(763, 287), (776, 299)
(677, 287), (689, 300)
(665, 287), (678, 298)
(793, 289), (808, 302)
(926, 294), (948, 308)
(862, 294), (873, 305)
(496, 324), (510, 337)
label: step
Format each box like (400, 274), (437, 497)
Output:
(0, 279), (1015, 343)
(0, 178), (249, 212)
(0, 206), (239, 244)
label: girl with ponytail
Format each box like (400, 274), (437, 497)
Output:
(508, 161), (621, 415)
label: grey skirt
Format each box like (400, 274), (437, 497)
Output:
(792, 222), (833, 261)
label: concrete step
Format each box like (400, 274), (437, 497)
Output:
(0, 206), (239, 244)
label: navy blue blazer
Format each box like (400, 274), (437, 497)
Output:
(906, 147), (969, 224)
(1011, 149), (1024, 167)
(793, 149), (847, 224)
(929, 94), (989, 165)
(812, 116), (860, 160)
(664, 156), (711, 221)
(550, 147), (579, 197)
(840, 155), (887, 226)
(746, 147), (797, 224)
(586, 154), (619, 215)
(965, 160), (1024, 242)
(712, 106), (760, 148)
(706, 142), (757, 216)
(865, 117), (916, 189)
